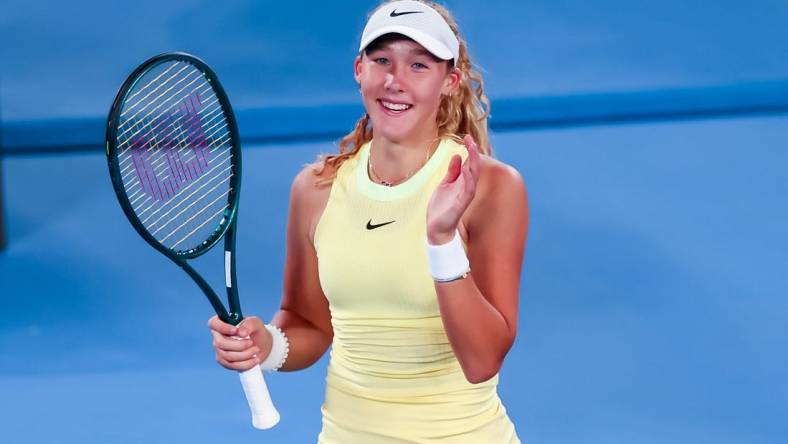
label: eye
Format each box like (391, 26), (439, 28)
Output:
(412, 62), (428, 70)
(373, 57), (390, 65)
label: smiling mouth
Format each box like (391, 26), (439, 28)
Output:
(378, 99), (413, 114)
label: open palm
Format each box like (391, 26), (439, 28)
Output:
(426, 135), (481, 244)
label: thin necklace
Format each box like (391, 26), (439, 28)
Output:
(368, 139), (438, 187)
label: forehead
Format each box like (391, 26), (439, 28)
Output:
(365, 34), (433, 57)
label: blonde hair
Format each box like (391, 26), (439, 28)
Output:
(313, 0), (491, 184)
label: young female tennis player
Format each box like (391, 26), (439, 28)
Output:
(209, 1), (528, 441)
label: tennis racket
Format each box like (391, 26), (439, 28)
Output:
(105, 52), (279, 429)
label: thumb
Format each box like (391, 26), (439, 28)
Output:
(236, 316), (263, 338)
(440, 155), (462, 185)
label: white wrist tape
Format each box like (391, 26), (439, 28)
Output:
(426, 230), (470, 282)
(260, 324), (289, 372)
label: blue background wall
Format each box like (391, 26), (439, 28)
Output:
(3, 0), (788, 121)
(1, 1), (787, 442)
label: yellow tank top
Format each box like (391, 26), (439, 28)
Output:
(314, 137), (520, 443)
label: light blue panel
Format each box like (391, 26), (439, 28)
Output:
(1, 114), (787, 442)
(0, 143), (329, 441)
(495, 115), (788, 442)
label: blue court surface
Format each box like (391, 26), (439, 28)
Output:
(1, 1), (788, 443)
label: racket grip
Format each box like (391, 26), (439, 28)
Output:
(239, 365), (280, 429)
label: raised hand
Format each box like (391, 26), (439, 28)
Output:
(426, 135), (481, 244)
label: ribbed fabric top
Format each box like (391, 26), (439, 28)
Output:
(313, 137), (520, 443)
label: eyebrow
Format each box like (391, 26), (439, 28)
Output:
(411, 48), (433, 57)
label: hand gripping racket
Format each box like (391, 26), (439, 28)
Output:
(105, 52), (279, 429)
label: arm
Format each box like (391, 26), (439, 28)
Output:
(270, 165), (334, 371)
(209, 165), (334, 372)
(427, 136), (528, 383)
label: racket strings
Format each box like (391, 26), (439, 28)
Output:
(142, 159), (233, 229)
(128, 134), (230, 209)
(126, 140), (231, 219)
(122, 62), (184, 106)
(114, 60), (234, 253)
(117, 84), (218, 170)
(118, 88), (224, 200)
(163, 188), (233, 248)
(125, 131), (230, 207)
(121, 108), (227, 193)
(116, 67), (203, 144)
(116, 75), (217, 180)
(117, 83), (217, 176)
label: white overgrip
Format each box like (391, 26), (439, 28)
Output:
(239, 365), (280, 429)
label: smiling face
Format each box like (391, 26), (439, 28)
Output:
(355, 35), (460, 145)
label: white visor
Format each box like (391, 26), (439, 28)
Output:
(359, 1), (460, 65)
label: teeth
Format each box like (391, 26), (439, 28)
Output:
(381, 100), (411, 111)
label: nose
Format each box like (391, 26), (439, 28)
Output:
(383, 73), (398, 91)
(383, 67), (405, 92)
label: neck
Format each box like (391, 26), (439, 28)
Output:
(371, 131), (440, 182)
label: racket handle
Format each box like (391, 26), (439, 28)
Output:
(239, 365), (280, 429)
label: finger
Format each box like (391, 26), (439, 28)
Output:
(461, 166), (476, 199)
(212, 331), (254, 352)
(464, 135), (481, 180)
(217, 346), (261, 363)
(236, 316), (262, 338)
(463, 134), (474, 149)
(462, 134), (477, 160)
(208, 315), (238, 336)
(440, 154), (462, 185)
(216, 355), (260, 372)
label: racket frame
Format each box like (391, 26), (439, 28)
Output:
(105, 52), (243, 325)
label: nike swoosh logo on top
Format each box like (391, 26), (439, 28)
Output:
(366, 219), (396, 230)
(390, 10), (424, 17)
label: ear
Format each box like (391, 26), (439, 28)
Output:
(354, 55), (363, 84)
(441, 66), (461, 96)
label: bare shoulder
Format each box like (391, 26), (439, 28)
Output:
(291, 161), (333, 202)
(290, 160), (336, 243)
(465, 154), (528, 232)
(477, 154), (527, 197)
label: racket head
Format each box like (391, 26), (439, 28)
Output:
(106, 52), (242, 260)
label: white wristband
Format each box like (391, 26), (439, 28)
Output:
(260, 324), (289, 372)
(426, 230), (470, 282)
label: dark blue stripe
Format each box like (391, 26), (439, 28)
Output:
(3, 79), (788, 155)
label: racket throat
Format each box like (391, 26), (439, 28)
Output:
(224, 249), (243, 324)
